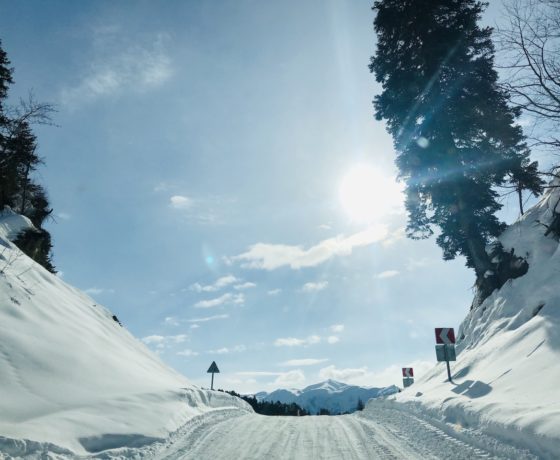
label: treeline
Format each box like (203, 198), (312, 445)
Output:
(218, 389), (310, 416)
(218, 389), (366, 416)
(0, 39), (55, 272)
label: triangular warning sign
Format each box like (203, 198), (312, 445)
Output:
(207, 361), (220, 373)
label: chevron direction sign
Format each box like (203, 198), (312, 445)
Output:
(402, 367), (414, 388)
(402, 367), (414, 378)
(435, 327), (456, 345)
(435, 327), (456, 382)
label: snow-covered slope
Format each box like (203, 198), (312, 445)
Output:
(0, 208), (250, 457)
(257, 379), (398, 414)
(389, 181), (560, 458)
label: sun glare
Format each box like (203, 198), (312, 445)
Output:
(338, 164), (403, 223)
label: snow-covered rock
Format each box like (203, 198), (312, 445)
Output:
(0, 212), (250, 456)
(390, 179), (560, 459)
(257, 379), (398, 414)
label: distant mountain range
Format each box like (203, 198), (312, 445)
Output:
(254, 379), (399, 415)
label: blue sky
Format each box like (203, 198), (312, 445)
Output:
(0, 0), (538, 393)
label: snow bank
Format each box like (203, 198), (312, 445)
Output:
(0, 213), (250, 456)
(387, 180), (560, 458)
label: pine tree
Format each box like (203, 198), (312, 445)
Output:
(370, 0), (541, 300)
(0, 40), (56, 273)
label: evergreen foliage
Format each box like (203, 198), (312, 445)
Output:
(356, 398), (365, 411)
(370, 0), (543, 301)
(218, 390), (309, 416)
(0, 39), (55, 272)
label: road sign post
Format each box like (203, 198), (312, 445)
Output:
(435, 328), (456, 383)
(402, 367), (414, 388)
(207, 361), (220, 390)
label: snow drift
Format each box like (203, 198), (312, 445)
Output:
(387, 181), (560, 458)
(0, 207), (250, 456)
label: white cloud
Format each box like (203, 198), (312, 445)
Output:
(318, 360), (434, 387)
(273, 370), (305, 387)
(233, 282), (256, 290)
(376, 270), (400, 279)
(229, 225), (388, 270)
(208, 345), (246, 355)
(327, 336), (340, 344)
(170, 195), (193, 210)
(267, 289), (282, 295)
(187, 314), (229, 323)
(274, 335), (321, 347)
(61, 32), (172, 108)
(177, 349), (199, 357)
(190, 324), (200, 329)
(164, 316), (180, 326)
(319, 365), (368, 382)
(318, 224), (332, 230)
(84, 287), (115, 295)
(301, 281), (328, 293)
(57, 212), (71, 220)
(141, 334), (187, 349)
(381, 227), (406, 247)
(281, 358), (328, 367)
(330, 324), (344, 333)
(236, 371), (282, 377)
(190, 275), (239, 292)
(193, 293), (245, 308)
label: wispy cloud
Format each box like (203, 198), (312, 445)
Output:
(85, 287), (115, 295)
(194, 292), (245, 308)
(327, 336), (340, 344)
(233, 282), (256, 290)
(234, 370), (306, 388)
(274, 335), (321, 347)
(280, 358), (328, 367)
(164, 316), (180, 326)
(190, 275), (240, 293)
(301, 281), (328, 293)
(169, 195), (193, 210)
(318, 365), (367, 382)
(61, 32), (172, 108)
(267, 289), (282, 296)
(376, 270), (400, 279)
(318, 360), (434, 387)
(177, 349), (199, 357)
(330, 324), (344, 333)
(141, 334), (188, 350)
(187, 314), (229, 323)
(207, 345), (246, 354)
(229, 225), (388, 270)
(273, 370), (305, 387)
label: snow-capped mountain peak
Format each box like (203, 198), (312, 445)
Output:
(256, 379), (398, 415)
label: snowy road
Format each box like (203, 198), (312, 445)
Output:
(152, 404), (536, 460)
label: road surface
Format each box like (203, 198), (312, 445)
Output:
(150, 403), (536, 459)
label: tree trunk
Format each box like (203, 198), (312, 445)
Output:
(518, 188), (524, 216)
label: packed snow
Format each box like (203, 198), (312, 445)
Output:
(256, 379), (398, 414)
(392, 181), (560, 459)
(0, 207), (250, 457)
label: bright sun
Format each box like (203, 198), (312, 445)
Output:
(338, 164), (404, 223)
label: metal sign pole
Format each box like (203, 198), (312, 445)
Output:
(444, 345), (452, 383)
(207, 361), (220, 391)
